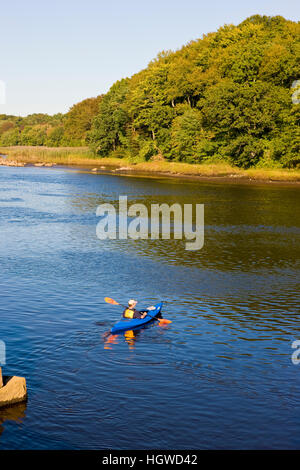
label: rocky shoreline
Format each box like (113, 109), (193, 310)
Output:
(0, 159), (56, 167)
(1, 155), (299, 185)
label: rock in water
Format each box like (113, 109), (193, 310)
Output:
(0, 368), (3, 388)
(0, 371), (27, 408)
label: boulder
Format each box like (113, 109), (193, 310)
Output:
(0, 374), (27, 408)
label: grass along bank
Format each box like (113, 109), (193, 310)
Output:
(1, 146), (300, 182)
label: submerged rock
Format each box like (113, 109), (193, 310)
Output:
(0, 367), (27, 408)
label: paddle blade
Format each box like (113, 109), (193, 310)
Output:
(158, 319), (172, 325)
(104, 297), (120, 305)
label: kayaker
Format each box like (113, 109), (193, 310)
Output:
(123, 299), (155, 320)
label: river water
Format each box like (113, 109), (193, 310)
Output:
(0, 165), (299, 449)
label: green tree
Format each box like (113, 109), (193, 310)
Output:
(46, 126), (64, 147)
(88, 79), (129, 155)
(64, 96), (102, 145)
(0, 128), (20, 146)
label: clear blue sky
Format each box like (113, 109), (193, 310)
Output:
(1, 0), (299, 116)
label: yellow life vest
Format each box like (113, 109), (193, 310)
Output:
(124, 308), (134, 319)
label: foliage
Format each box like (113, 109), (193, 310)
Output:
(87, 14), (300, 168)
(63, 96), (102, 145)
(87, 80), (129, 155)
(1, 15), (299, 168)
(0, 99), (101, 148)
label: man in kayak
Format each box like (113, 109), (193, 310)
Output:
(123, 299), (155, 320)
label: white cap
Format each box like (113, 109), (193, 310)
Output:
(128, 299), (137, 306)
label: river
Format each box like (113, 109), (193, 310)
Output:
(0, 165), (299, 449)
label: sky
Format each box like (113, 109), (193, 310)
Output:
(1, 0), (299, 116)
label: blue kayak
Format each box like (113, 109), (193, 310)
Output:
(111, 302), (163, 334)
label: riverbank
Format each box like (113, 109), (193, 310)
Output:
(1, 146), (300, 183)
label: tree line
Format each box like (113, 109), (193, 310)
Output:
(1, 15), (299, 168)
(0, 96), (102, 148)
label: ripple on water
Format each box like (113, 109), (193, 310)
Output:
(0, 167), (299, 449)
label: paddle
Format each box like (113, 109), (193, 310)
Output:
(104, 297), (172, 325)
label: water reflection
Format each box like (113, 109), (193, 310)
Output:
(103, 321), (172, 350)
(0, 402), (27, 437)
(104, 329), (142, 350)
(66, 175), (300, 273)
(124, 330), (136, 350)
(103, 333), (119, 350)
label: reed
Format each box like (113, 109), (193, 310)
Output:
(1, 146), (299, 182)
